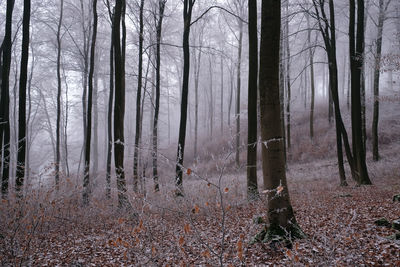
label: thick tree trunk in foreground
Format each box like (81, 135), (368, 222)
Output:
(247, 0), (259, 200)
(15, 0), (31, 197)
(258, 0), (303, 241)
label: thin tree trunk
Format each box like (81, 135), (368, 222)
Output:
(193, 42), (201, 160)
(235, 18), (243, 167)
(372, 0), (387, 161)
(175, 0), (195, 195)
(285, 0), (291, 150)
(55, 0), (64, 191)
(106, 12), (114, 200)
(0, 0), (15, 198)
(15, 0), (31, 197)
(209, 56), (213, 139)
(133, 0), (144, 193)
(153, 0), (166, 193)
(83, 0), (97, 205)
(220, 56), (223, 134)
(247, 0), (259, 200)
(307, 13), (316, 139)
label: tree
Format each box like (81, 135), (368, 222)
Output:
(234, 0), (244, 167)
(349, 0), (372, 185)
(133, 0), (145, 193)
(15, 0), (31, 197)
(55, 0), (64, 190)
(372, 0), (391, 161)
(175, 0), (196, 196)
(257, 0), (303, 242)
(83, 0), (98, 205)
(152, 0), (167, 192)
(113, 0), (129, 207)
(105, 0), (114, 199)
(246, 0), (258, 200)
(0, 0), (15, 198)
(307, 12), (316, 140)
(313, 0), (350, 186)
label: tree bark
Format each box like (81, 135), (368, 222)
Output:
(55, 0), (64, 191)
(307, 13), (316, 140)
(133, 0), (144, 193)
(247, 0), (258, 200)
(372, 0), (388, 161)
(285, 0), (291, 150)
(113, 0), (129, 207)
(83, 0), (97, 205)
(259, 0), (302, 240)
(349, 0), (372, 185)
(153, 0), (166, 193)
(235, 18), (243, 167)
(175, 0), (195, 196)
(15, 0), (30, 197)
(1, 0), (15, 198)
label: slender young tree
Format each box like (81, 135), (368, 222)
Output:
(235, 1), (244, 167)
(313, 0), (350, 186)
(307, 13), (316, 139)
(175, 0), (196, 196)
(246, 0), (258, 200)
(349, 0), (372, 185)
(55, 0), (64, 190)
(153, 0), (166, 192)
(15, 0), (31, 197)
(1, 0), (15, 198)
(258, 0), (303, 241)
(372, 0), (391, 161)
(83, 0), (98, 205)
(113, 0), (129, 207)
(133, 0), (145, 193)
(105, 0), (114, 199)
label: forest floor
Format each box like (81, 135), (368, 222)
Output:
(1, 141), (399, 266)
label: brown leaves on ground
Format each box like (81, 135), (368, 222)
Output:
(0, 173), (399, 266)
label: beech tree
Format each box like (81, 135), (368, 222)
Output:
(175, 0), (196, 196)
(349, 0), (372, 185)
(257, 0), (303, 241)
(113, 0), (129, 207)
(83, 0), (98, 204)
(246, 0), (258, 200)
(15, 0), (31, 197)
(0, 0), (15, 198)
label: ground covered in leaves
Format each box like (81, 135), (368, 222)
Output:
(1, 154), (399, 266)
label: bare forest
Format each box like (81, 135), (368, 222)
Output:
(1, 0), (400, 265)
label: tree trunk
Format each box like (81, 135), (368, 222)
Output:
(133, 0), (144, 193)
(55, 0), (64, 191)
(106, 14), (114, 199)
(285, 0), (291, 150)
(83, 0), (97, 205)
(349, 0), (372, 185)
(235, 18), (243, 167)
(0, 0), (15, 198)
(258, 0), (302, 240)
(175, 0), (195, 196)
(15, 0), (30, 197)
(193, 39), (202, 160)
(220, 56), (223, 134)
(307, 13), (315, 140)
(153, 0), (166, 193)
(372, 0), (387, 161)
(209, 56), (214, 139)
(113, 0), (129, 207)
(247, 0), (258, 200)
